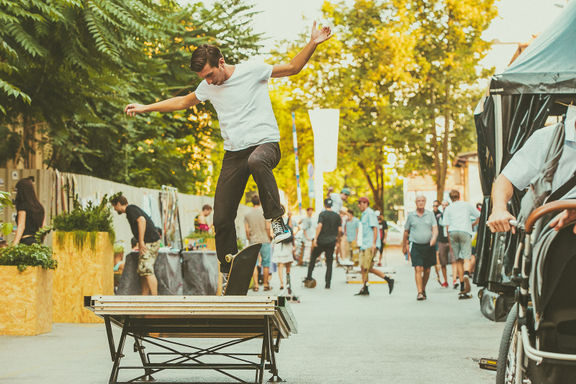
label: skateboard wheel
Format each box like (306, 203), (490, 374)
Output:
(225, 254), (233, 263)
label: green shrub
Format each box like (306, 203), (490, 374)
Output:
(0, 244), (57, 272)
(186, 230), (215, 239)
(0, 190), (13, 237)
(52, 195), (115, 248)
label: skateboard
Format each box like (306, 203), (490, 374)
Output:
(223, 243), (262, 296)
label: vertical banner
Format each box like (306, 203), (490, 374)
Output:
(308, 109), (340, 211)
(292, 112), (303, 214)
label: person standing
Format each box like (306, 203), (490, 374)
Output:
(345, 209), (360, 263)
(432, 200), (449, 288)
(194, 204), (212, 233)
(355, 197), (395, 296)
(442, 190), (480, 299)
(298, 207), (316, 266)
(111, 195), (162, 295)
(244, 195), (272, 291)
(12, 178), (45, 245)
(402, 195), (438, 301)
(304, 198), (341, 289)
(124, 22), (332, 280)
(376, 214), (388, 266)
(329, 187), (351, 214)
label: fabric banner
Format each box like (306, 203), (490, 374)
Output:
(308, 109), (340, 210)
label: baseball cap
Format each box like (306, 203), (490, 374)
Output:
(324, 198), (333, 208)
(341, 187), (351, 196)
(358, 196), (370, 204)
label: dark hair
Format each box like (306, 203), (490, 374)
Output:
(14, 178), (44, 229)
(251, 195), (261, 206)
(306, 207), (314, 212)
(433, 200), (440, 204)
(190, 45), (223, 72)
(156, 226), (163, 236)
(110, 194), (128, 206)
(131, 237), (138, 249)
(202, 204), (212, 211)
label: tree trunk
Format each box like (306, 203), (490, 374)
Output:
(358, 161), (383, 213)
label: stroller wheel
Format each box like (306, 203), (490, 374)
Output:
(496, 304), (531, 384)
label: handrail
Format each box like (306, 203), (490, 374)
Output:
(524, 199), (576, 233)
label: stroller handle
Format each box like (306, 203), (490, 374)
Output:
(524, 199), (576, 233)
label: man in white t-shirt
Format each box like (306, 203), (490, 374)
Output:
(124, 22), (332, 276)
(442, 189), (480, 299)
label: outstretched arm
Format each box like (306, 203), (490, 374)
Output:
(271, 21), (332, 78)
(125, 92), (201, 116)
(486, 174), (516, 233)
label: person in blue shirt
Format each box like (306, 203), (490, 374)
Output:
(355, 197), (395, 296)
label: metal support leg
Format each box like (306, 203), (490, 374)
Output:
(266, 317), (284, 382)
(257, 320), (268, 384)
(133, 337), (155, 382)
(104, 316), (116, 361)
(108, 320), (129, 384)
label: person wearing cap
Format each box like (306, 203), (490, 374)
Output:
(355, 196), (395, 296)
(402, 195), (438, 301)
(304, 197), (342, 289)
(329, 187), (351, 214)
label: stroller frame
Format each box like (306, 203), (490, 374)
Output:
(497, 199), (576, 384)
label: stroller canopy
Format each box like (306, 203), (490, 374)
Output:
(474, 2), (576, 291)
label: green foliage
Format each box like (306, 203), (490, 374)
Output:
(269, 0), (497, 209)
(113, 243), (125, 253)
(0, 243), (57, 272)
(0, 0), (261, 194)
(0, 190), (13, 237)
(186, 230), (215, 239)
(52, 195), (115, 246)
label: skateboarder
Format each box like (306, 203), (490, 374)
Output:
(124, 22), (332, 280)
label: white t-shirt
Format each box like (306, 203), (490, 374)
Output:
(442, 200), (480, 236)
(194, 62), (280, 151)
(501, 121), (576, 198)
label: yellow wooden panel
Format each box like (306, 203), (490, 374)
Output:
(52, 232), (113, 323)
(0, 266), (53, 336)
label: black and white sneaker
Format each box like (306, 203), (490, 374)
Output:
(271, 216), (292, 244)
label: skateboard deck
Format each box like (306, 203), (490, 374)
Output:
(223, 243), (262, 296)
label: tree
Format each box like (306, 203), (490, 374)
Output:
(0, 0), (262, 194)
(268, 0), (497, 211)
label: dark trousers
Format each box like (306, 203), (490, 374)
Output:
(307, 242), (336, 286)
(214, 142), (284, 273)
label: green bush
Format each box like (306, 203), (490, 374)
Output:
(0, 190), (13, 237)
(52, 195), (115, 248)
(186, 230), (215, 239)
(0, 244), (57, 272)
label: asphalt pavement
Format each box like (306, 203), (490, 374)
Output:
(0, 247), (504, 384)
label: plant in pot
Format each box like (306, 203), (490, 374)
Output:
(0, 192), (57, 335)
(185, 229), (216, 250)
(51, 195), (116, 323)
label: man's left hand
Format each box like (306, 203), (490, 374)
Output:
(310, 21), (332, 45)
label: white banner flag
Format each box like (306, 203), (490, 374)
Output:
(309, 109), (340, 210)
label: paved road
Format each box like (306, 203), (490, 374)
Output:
(0, 247), (503, 383)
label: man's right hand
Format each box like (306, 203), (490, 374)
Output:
(125, 103), (147, 116)
(487, 209), (517, 233)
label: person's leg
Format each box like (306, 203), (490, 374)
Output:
(214, 150), (251, 273)
(140, 277), (151, 295)
(441, 265), (448, 284)
(324, 243), (336, 288)
(278, 262), (284, 289)
(146, 275), (158, 295)
(422, 267), (431, 294)
(247, 143), (284, 220)
(307, 245), (321, 280)
(414, 266), (423, 294)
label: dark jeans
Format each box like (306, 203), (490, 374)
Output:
(307, 242), (336, 286)
(214, 142), (284, 273)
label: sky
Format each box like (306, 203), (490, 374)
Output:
(199, 0), (570, 74)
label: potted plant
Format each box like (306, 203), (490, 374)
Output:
(185, 230), (216, 251)
(0, 237), (57, 335)
(51, 195), (115, 323)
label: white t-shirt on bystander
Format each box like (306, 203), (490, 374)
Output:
(194, 62), (280, 151)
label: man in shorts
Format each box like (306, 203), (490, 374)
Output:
(442, 190), (480, 299)
(432, 200), (450, 287)
(355, 197), (395, 296)
(403, 195), (438, 301)
(111, 195), (162, 295)
(244, 195), (272, 291)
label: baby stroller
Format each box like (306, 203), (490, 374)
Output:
(496, 199), (576, 384)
